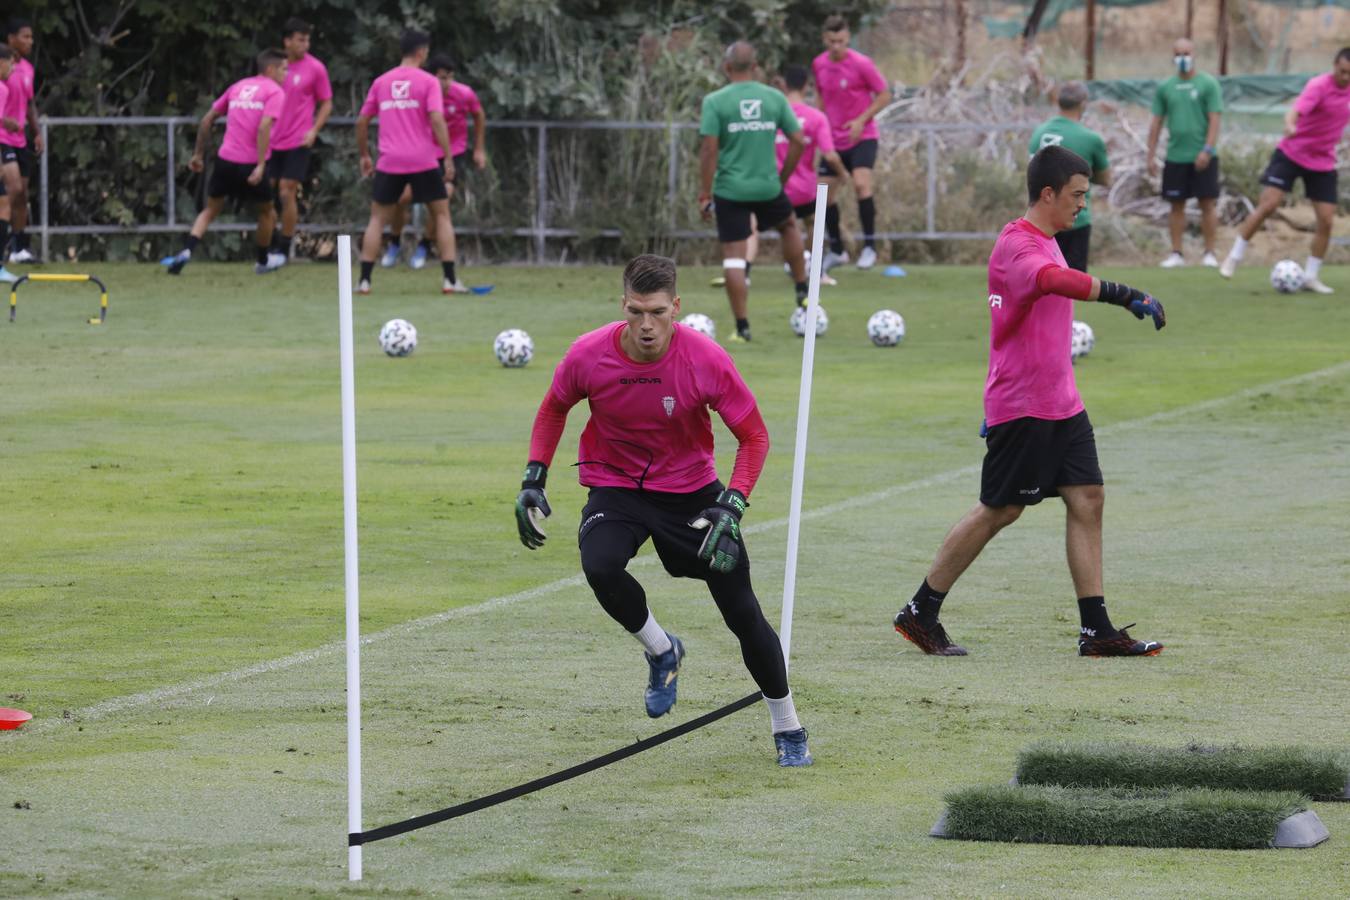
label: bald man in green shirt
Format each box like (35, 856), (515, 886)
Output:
(1029, 81), (1111, 272)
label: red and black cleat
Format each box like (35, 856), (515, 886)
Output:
(893, 602), (968, 656)
(1078, 624), (1163, 657)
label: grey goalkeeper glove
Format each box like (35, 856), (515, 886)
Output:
(688, 488), (747, 575)
(515, 461), (551, 549)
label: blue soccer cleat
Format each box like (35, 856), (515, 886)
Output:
(380, 242), (400, 268)
(162, 250), (191, 275)
(774, 727), (813, 767)
(409, 241), (429, 270)
(643, 633), (684, 718)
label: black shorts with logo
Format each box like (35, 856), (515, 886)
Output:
(713, 192), (794, 243)
(1259, 147), (1338, 204)
(1161, 158), (1220, 200)
(819, 138), (878, 175)
(980, 411), (1103, 507)
(207, 159), (271, 204)
(1, 144), (33, 179)
(578, 481), (739, 581)
(372, 167), (448, 205)
(1055, 224), (1091, 273)
(267, 147), (312, 184)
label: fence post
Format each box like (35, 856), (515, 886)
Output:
(166, 120), (176, 228)
(40, 119), (49, 262)
(925, 128), (937, 237)
(535, 124), (548, 262)
(667, 123), (678, 231)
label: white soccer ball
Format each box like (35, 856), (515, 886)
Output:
(867, 309), (906, 347)
(789, 305), (829, 337)
(1071, 320), (1095, 362)
(494, 328), (534, 368)
(680, 313), (716, 339)
(1270, 259), (1305, 293)
(378, 318), (417, 357)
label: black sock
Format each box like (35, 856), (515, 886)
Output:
(442, 260), (456, 283)
(360, 260), (374, 282)
(17, 230), (29, 251)
(744, 261), (753, 280)
(388, 235), (400, 249)
(183, 234), (201, 253)
(795, 281), (808, 304)
(419, 238), (433, 252)
(256, 245), (269, 265)
(735, 317), (750, 333)
(1077, 596), (1116, 638)
(858, 197), (876, 249)
(909, 578), (948, 623)
(825, 204), (843, 253)
(0, 219), (11, 257)
(276, 233), (292, 255)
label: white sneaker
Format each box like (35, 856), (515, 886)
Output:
(856, 246), (878, 269)
(442, 278), (470, 294)
(379, 244), (400, 268)
(1302, 278), (1334, 294)
(9, 248), (35, 264)
(821, 272), (838, 286)
(265, 251), (287, 271)
(821, 250), (849, 271)
(1160, 252), (1186, 268)
(357, 278), (371, 296)
(0, 265), (17, 283)
(1219, 256), (1237, 279)
(1201, 252), (1219, 268)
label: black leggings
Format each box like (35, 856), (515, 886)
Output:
(580, 521), (789, 699)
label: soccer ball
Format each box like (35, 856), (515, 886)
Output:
(1071, 320), (1095, 362)
(789, 305), (829, 337)
(494, 328), (534, 368)
(867, 309), (906, 347)
(680, 313), (716, 339)
(1270, 259), (1305, 293)
(378, 318), (417, 357)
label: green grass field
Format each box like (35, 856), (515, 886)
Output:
(2, 258), (1348, 897)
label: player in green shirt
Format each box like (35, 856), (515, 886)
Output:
(1146, 37), (1223, 268)
(1029, 81), (1111, 272)
(699, 41), (808, 343)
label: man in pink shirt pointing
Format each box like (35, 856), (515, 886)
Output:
(355, 29), (455, 295)
(894, 145), (1168, 660)
(1220, 48), (1350, 293)
(514, 254), (813, 767)
(164, 49), (288, 276)
(267, 17), (333, 265)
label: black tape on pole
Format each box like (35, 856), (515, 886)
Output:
(350, 691), (763, 846)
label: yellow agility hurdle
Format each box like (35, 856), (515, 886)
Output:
(9, 273), (109, 324)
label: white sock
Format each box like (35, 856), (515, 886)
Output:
(765, 692), (802, 734)
(632, 612), (672, 657)
(1230, 236), (1248, 260)
(1306, 256), (1322, 280)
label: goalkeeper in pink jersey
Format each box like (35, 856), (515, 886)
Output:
(894, 145), (1168, 659)
(514, 255), (812, 767)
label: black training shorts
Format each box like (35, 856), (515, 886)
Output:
(267, 147), (312, 184)
(1259, 147), (1338, 204)
(819, 138), (878, 175)
(980, 410), (1103, 507)
(792, 201), (816, 221)
(1161, 158), (1220, 201)
(713, 192), (794, 243)
(372, 168), (448, 205)
(207, 159), (271, 204)
(0, 144), (33, 180)
(578, 482), (742, 581)
(1055, 224), (1091, 273)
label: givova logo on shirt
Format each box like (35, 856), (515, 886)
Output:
(230, 84), (265, 111)
(728, 98), (776, 133)
(1037, 134), (1064, 149)
(381, 80), (421, 111)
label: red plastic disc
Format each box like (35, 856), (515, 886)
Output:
(0, 708), (33, 730)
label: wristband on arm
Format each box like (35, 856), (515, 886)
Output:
(1098, 280), (1167, 330)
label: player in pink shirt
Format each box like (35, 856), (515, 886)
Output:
(384, 54), (488, 289)
(777, 65), (848, 226)
(1220, 48), (1350, 293)
(1, 18), (40, 263)
(355, 30), (455, 295)
(0, 46), (18, 282)
(163, 49), (288, 276)
(514, 255), (812, 767)
(266, 18), (333, 265)
(894, 145), (1168, 660)
(812, 14), (891, 271)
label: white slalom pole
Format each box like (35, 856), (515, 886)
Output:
(779, 183), (829, 673)
(338, 235), (364, 881)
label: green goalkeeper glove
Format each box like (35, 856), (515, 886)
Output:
(688, 488), (747, 575)
(515, 461), (551, 549)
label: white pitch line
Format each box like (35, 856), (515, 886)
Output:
(22, 359), (1350, 733)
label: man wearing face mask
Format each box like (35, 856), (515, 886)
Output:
(1146, 38), (1223, 268)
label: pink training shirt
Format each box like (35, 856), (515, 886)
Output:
(442, 81), (482, 158)
(359, 66), (445, 174)
(544, 322), (759, 493)
(272, 53), (332, 151)
(0, 79), (12, 146)
(0, 56), (34, 149)
(984, 219), (1084, 427)
(776, 101), (835, 206)
(1278, 72), (1350, 172)
(812, 48), (888, 151)
(211, 76), (285, 165)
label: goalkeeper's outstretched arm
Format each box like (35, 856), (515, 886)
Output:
(1036, 265), (1167, 330)
(515, 394), (574, 550)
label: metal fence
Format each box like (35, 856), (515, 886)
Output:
(35, 116), (1042, 262)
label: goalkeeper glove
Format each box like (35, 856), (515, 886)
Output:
(515, 461), (552, 549)
(688, 488), (747, 575)
(1098, 280), (1166, 330)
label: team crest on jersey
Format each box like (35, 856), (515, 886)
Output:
(662, 396), (676, 416)
(739, 99), (762, 120)
(392, 80), (412, 100)
(239, 85), (259, 101)
(293, 74), (302, 85)
(839, 78), (848, 88)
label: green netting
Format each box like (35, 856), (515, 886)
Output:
(1088, 74), (1316, 112)
(984, 0), (1350, 39)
